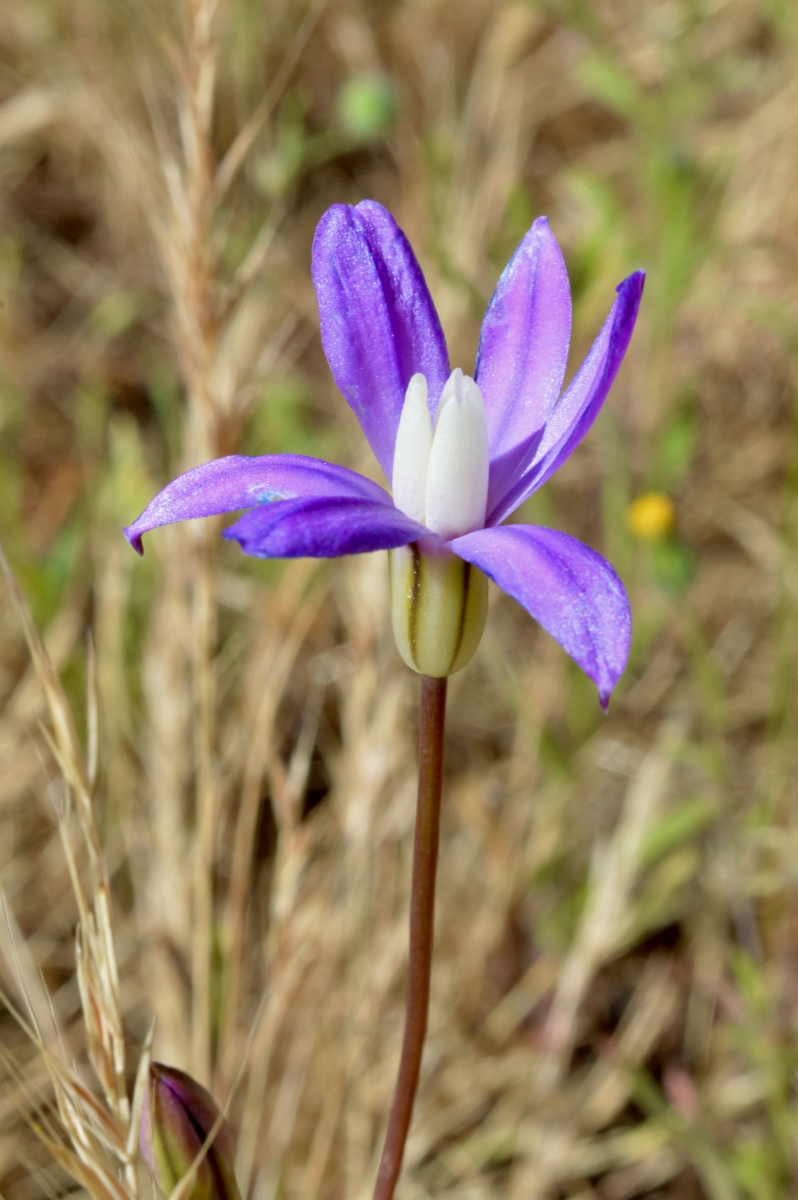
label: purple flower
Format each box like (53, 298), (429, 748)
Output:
(125, 201), (643, 706)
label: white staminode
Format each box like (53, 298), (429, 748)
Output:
(425, 368), (489, 540)
(392, 368), (490, 540)
(392, 373), (432, 523)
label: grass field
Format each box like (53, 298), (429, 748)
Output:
(2, 1), (798, 1197)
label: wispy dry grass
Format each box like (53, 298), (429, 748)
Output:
(2, 1), (798, 1198)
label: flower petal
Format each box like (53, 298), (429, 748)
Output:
(449, 524), (631, 707)
(475, 217), (571, 512)
(124, 454), (392, 553)
(312, 201), (450, 480)
(225, 497), (428, 559)
(488, 270), (645, 525)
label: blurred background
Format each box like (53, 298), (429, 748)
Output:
(1, 0), (798, 1197)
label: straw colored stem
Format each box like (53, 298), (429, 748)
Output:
(178, 0), (222, 1086)
(373, 675), (447, 1200)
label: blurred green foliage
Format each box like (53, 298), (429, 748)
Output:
(337, 71), (397, 140)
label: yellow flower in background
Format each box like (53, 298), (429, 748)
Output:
(627, 492), (675, 542)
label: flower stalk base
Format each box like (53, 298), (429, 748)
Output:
(373, 675), (447, 1200)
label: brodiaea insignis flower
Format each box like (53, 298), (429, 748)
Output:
(125, 201), (643, 705)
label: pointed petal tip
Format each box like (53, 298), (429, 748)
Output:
(354, 197), (390, 218)
(311, 203), (362, 262)
(579, 658), (625, 712)
(613, 269), (645, 332)
(124, 526), (144, 556)
(312, 199), (396, 243)
(313, 200), (352, 234)
(618, 268), (646, 296)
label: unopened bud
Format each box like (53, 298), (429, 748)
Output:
(389, 540), (488, 677)
(140, 1063), (241, 1200)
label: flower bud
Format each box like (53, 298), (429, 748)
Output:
(140, 1063), (241, 1200)
(389, 540), (488, 677)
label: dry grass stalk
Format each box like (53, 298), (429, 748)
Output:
(0, 552), (142, 1199)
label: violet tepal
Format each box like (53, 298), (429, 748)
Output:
(125, 201), (644, 706)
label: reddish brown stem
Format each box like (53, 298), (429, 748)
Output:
(373, 674), (447, 1200)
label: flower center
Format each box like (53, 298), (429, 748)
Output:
(392, 368), (489, 540)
